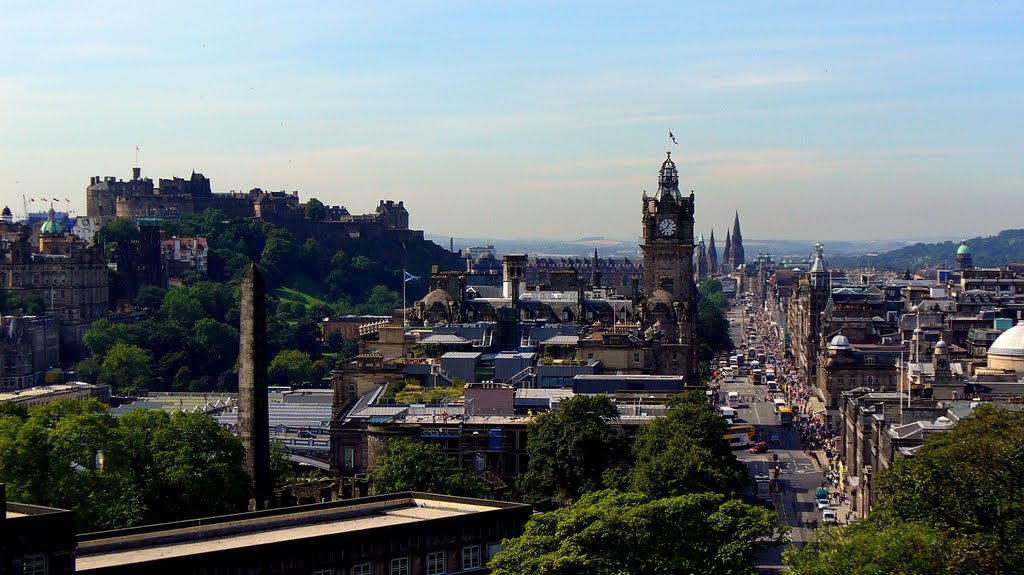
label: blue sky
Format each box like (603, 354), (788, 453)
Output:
(2, 1), (1022, 241)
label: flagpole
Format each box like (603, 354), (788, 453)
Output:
(403, 268), (407, 329)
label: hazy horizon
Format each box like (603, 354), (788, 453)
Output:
(3, 2), (1022, 241)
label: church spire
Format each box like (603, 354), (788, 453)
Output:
(723, 229), (732, 270)
(708, 229), (718, 274)
(730, 211), (745, 267)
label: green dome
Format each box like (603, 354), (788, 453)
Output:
(957, 242), (971, 255)
(40, 209), (64, 235)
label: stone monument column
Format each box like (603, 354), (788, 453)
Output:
(239, 263), (271, 507)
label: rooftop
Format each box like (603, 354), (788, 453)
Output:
(77, 493), (528, 572)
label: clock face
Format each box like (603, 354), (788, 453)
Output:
(658, 218), (677, 237)
(937, 359), (948, 369)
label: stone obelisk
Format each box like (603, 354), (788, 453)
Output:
(239, 263), (271, 507)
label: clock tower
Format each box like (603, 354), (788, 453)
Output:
(640, 152), (698, 381)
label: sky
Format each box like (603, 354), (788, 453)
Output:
(2, 1), (1023, 242)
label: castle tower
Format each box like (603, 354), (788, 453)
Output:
(708, 229), (718, 276)
(730, 211), (745, 267)
(640, 152), (698, 380)
(239, 263), (271, 507)
(956, 239), (973, 270)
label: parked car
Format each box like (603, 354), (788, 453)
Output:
(297, 430), (316, 439)
(749, 441), (769, 454)
(822, 509), (838, 524)
(817, 498), (831, 510)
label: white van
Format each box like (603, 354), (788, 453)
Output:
(727, 391), (741, 407)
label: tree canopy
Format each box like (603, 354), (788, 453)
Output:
(0, 400), (250, 532)
(368, 439), (485, 497)
(630, 391), (746, 498)
(490, 489), (784, 575)
(785, 404), (1024, 574)
(518, 394), (626, 506)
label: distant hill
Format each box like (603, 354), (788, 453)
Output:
(831, 229), (1024, 270)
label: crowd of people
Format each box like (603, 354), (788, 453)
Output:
(743, 301), (849, 502)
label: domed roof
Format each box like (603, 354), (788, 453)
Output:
(935, 339), (949, 349)
(649, 289), (674, 304)
(957, 240), (971, 255)
(989, 321), (1024, 358)
(828, 334), (851, 350)
(422, 288), (455, 306)
(476, 251), (495, 261)
(40, 208), (64, 235)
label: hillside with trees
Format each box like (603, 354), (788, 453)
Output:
(78, 207), (456, 392)
(831, 229), (1024, 271)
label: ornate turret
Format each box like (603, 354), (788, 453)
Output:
(0, 206), (11, 224)
(654, 152), (682, 201)
(810, 243), (828, 289)
(956, 239), (973, 270)
(40, 207), (64, 235)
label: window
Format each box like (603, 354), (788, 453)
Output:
(864, 356), (876, 366)
(344, 447), (355, 469)
(312, 570), (334, 575)
(632, 353), (641, 363)
(462, 545), (481, 570)
(22, 554), (47, 575)
(347, 384), (357, 399)
(865, 376), (875, 386)
(426, 550), (446, 575)
(390, 557), (409, 575)
(352, 564), (372, 575)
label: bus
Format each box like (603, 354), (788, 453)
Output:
(727, 391), (741, 407)
(778, 405), (794, 425)
(724, 425), (756, 448)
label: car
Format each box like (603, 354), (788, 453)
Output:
(822, 509), (838, 524)
(297, 430), (316, 439)
(749, 441), (769, 454)
(817, 498), (831, 510)
(769, 434), (781, 444)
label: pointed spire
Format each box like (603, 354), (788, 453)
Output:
(730, 211), (744, 266)
(723, 229), (732, 268)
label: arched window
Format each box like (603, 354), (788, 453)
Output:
(865, 375), (876, 386)
(347, 384), (357, 399)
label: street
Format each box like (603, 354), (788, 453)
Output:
(717, 301), (837, 572)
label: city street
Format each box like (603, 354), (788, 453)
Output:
(718, 302), (834, 571)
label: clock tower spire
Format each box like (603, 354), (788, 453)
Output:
(640, 151), (698, 381)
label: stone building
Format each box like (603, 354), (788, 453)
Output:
(817, 334), (901, 422)
(787, 244), (831, 388)
(0, 210), (108, 361)
(0, 314), (60, 390)
(74, 493), (529, 575)
(639, 152), (698, 380)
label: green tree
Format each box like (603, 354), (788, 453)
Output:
(785, 405), (1024, 574)
(192, 318), (239, 374)
(518, 395), (625, 505)
(83, 319), (132, 361)
(490, 489), (785, 575)
(161, 288), (206, 329)
(304, 197), (326, 221)
(100, 342), (152, 392)
(3, 293), (46, 315)
(269, 349), (313, 387)
(630, 391), (746, 498)
(133, 285), (167, 310)
(368, 440), (485, 497)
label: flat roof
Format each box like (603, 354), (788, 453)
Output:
(77, 495), (524, 571)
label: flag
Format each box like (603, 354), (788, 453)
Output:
(65, 198), (70, 202)
(53, 197), (59, 202)
(404, 271), (420, 283)
(29, 198), (34, 202)
(136, 145), (140, 151)
(669, 131), (678, 145)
